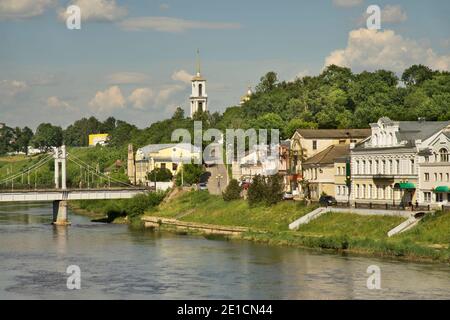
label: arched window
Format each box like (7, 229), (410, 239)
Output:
(439, 148), (449, 162)
(199, 83), (203, 97)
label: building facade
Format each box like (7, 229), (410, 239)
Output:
(302, 145), (350, 200)
(350, 117), (450, 207)
(128, 143), (201, 185)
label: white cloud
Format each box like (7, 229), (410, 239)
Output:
(171, 70), (193, 84)
(128, 87), (154, 109)
(89, 86), (126, 112)
(119, 16), (241, 33)
(0, 0), (55, 19)
(332, 0), (363, 8)
(0, 80), (28, 97)
(58, 0), (127, 22)
(106, 72), (149, 84)
(324, 28), (450, 72)
(46, 96), (72, 110)
(156, 85), (185, 104)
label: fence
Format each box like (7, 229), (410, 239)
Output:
(332, 202), (431, 212)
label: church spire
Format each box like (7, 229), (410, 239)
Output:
(196, 48), (201, 76)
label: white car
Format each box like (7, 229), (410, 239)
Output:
(283, 192), (294, 200)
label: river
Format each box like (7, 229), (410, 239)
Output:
(0, 203), (449, 300)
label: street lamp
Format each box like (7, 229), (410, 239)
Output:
(216, 174), (224, 192)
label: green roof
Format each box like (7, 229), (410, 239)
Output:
(434, 186), (450, 193)
(394, 182), (416, 190)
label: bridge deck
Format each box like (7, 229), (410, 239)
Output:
(0, 188), (149, 202)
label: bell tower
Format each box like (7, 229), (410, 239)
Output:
(190, 49), (208, 117)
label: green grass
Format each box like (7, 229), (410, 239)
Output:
(298, 212), (404, 238)
(147, 190), (450, 263)
(147, 190), (314, 232)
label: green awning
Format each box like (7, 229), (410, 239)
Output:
(394, 182), (416, 190)
(434, 186), (450, 193)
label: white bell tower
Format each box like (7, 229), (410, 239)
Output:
(190, 50), (208, 117)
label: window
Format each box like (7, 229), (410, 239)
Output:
(424, 156), (429, 163)
(368, 185), (372, 199)
(362, 161), (366, 174)
(368, 160), (372, 174)
(439, 148), (449, 162)
(389, 160), (393, 174)
(337, 186), (341, 195)
(447, 173), (449, 182)
(198, 101), (203, 111)
(198, 83), (203, 96)
(312, 140), (317, 150)
(160, 163), (166, 169)
(440, 173), (443, 182)
(437, 193), (444, 202)
(339, 140), (346, 144)
(172, 163), (178, 171)
(424, 192), (431, 203)
(410, 160), (415, 174)
(375, 160), (379, 174)
(434, 173), (438, 181)
(382, 160), (386, 174)
(396, 160), (400, 174)
(355, 161), (359, 175)
(424, 173), (430, 181)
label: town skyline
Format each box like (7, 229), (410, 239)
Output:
(1, 0), (450, 129)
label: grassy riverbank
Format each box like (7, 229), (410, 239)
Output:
(145, 190), (450, 263)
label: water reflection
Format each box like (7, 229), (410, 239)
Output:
(0, 202), (449, 300)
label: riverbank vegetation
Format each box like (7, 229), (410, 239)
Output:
(145, 190), (450, 263)
(72, 191), (166, 223)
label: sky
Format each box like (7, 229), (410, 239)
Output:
(1, 0), (450, 129)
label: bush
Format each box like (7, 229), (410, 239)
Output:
(247, 174), (284, 206)
(123, 192), (166, 217)
(222, 179), (241, 201)
(175, 164), (204, 186)
(148, 167), (173, 182)
(247, 175), (267, 206)
(265, 174), (284, 205)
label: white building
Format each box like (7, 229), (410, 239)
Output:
(189, 52), (208, 117)
(350, 117), (450, 208)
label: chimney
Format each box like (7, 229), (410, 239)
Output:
(127, 144), (136, 185)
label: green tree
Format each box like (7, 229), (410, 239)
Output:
(222, 179), (241, 201)
(148, 167), (173, 182)
(255, 71), (278, 93)
(175, 164), (204, 186)
(265, 174), (284, 205)
(247, 175), (267, 206)
(402, 64), (434, 86)
(32, 123), (63, 151)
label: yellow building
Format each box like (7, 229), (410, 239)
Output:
(128, 143), (202, 185)
(302, 145), (350, 200)
(88, 134), (109, 146)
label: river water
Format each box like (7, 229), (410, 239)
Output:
(0, 203), (449, 300)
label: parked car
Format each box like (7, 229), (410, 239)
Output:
(319, 195), (337, 207)
(198, 183), (208, 191)
(283, 192), (294, 200)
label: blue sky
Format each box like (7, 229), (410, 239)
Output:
(1, 0), (449, 129)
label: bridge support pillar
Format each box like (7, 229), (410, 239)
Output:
(53, 200), (70, 226)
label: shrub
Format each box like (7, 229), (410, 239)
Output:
(265, 174), (284, 205)
(247, 175), (267, 206)
(222, 179), (241, 201)
(247, 174), (284, 206)
(147, 167), (173, 182)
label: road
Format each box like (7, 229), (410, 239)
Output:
(205, 164), (228, 195)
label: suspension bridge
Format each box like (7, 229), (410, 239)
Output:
(0, 146), (149, 225)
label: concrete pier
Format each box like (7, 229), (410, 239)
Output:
(52, 200), (70, 226)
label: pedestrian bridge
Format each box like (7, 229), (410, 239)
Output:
(0, 146), (150, 226)
(0, 188), (148, 202)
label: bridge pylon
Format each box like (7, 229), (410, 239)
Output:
(53, 146), (69, 226)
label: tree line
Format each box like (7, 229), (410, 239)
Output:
(1, 64), (449, 156)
